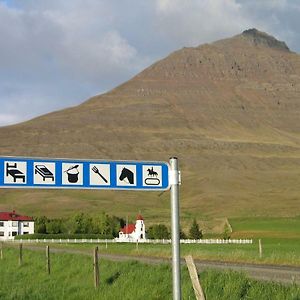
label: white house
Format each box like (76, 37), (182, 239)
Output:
(0, 210), (34, 240)
(117, 214), (146, 242)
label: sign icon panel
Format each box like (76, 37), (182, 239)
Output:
(34, 162), (55, 184)
(90, 164), (110, 186)
(62, 163), (83, 185)
(117, 165), (136, 186)
(0, 157), (169, 190)
(143, 165), (162, 187)
(4, 161), (27, 184)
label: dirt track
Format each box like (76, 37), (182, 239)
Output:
(7, 244), (300, 285)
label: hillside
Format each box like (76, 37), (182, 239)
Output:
(0, 29), (299, 226)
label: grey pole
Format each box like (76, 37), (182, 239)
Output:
(169, 157), (181, 300)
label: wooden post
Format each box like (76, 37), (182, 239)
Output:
(259, 239), (262, 258)
(19, 243), (23, 266)
(0, 242), (3, 259)
(93, 246), (99, 288)
(136, 240), (139, 251)
(185, 255), (205, 300)
(46, 245), (50, 275)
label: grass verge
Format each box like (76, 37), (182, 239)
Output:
(0, 248), (299, 299)
(22, 236), (300, 267)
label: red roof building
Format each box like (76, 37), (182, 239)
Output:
(0, 210), (34, 240)
(136, 214), (144, 221)
(117, 214), (146, 242)
(0, 210), (33, 221)
(120, 224), (135, 234)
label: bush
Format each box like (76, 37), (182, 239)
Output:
(188, 219), (203, 239)
(223, 223), (231, 240)
(31, 212), (125, 237)
(34, 216), (48, 234)
(180, 228), (187, 239)
(147, 224), (170, 239)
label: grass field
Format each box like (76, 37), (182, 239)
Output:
(24, 217), (300, 266)
(8, 216), (300, 267)
(230, 216), (300, 238)
(0, 247), (299, 300)
(5, 216), (300, 267)
(17, 236), (300, 267)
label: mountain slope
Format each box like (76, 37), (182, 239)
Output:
(0, 29), (300, 224)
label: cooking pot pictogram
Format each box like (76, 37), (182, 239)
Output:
(65, 165), (79, 183)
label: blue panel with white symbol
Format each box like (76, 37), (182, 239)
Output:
(0, 157), (170, 191)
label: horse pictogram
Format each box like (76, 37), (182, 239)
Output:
(147, 167), (158, 177)
(145, 166), (160, 186)
(119, 167), (134, 184)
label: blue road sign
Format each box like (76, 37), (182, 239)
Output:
(0, 156), (170, 191)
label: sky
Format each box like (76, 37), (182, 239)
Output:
(0, 0), (299, 126)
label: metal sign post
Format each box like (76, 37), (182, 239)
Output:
(169, 157), (181, 300)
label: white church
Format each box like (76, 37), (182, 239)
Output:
(116, 214), (146, 242)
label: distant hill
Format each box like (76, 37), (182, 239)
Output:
(0, 29), (299, 227)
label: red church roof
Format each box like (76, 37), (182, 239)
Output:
(120, 224), (135, 234)
(136, 214), (144, 220)
(0, 210), (33, 221)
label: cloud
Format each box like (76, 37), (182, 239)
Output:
(0, 1), (148, 125)
(0, 1), (142, 84)
(152, 0), (299, 50)
(236, 0), (300, 50)
(0, 113), (19, 126)
(154, 0), (255, 46)
(0, 0), (299, 126)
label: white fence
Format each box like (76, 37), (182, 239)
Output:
(7, 238), (253, 245)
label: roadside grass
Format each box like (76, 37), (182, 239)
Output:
(202, 269), (300, 300)
(4, 216), (300, 269)
(15, 236), (300, 266)
(0, 248), (299, 300)
(0, 247), (192, 300)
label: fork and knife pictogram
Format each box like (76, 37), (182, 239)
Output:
(92, 166), (108, 183)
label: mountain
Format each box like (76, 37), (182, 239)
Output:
(0, 29), (299, 226)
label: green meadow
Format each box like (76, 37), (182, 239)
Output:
(19, 216), (299, 267)
(0, 247), (299, 300)
(35, 237), (299, 267)
(7, 216), (300, 266)
(230, 216), (300, 238)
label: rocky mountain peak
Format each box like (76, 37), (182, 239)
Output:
(241, 28), (290, 52)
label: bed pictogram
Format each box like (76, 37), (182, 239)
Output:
(6, 162), (26, 183)
(35, 165), (54, 181)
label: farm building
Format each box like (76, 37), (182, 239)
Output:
(0, 210), (34, 240)
(117, 214), (146, 242)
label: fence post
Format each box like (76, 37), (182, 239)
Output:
(0, 242), (3, 259)
(46, 245), (50, 275)
(93, 246), (99, 288)
(185, 255), (205, 300)
(259, 239), (262, 258)
(19, 243), (23, 266)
